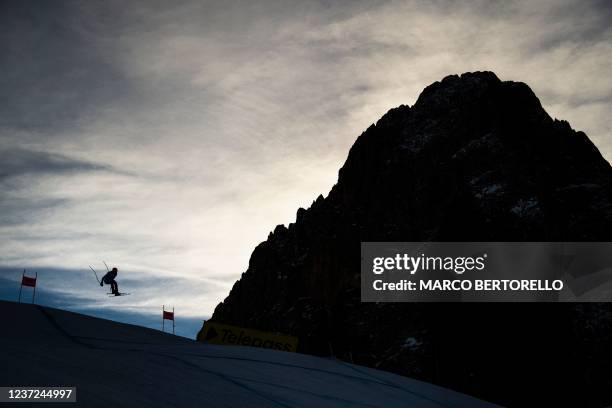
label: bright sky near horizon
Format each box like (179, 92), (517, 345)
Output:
(1, 0), (611, 337)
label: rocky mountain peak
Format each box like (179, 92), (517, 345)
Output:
(205, 72), (612, 406)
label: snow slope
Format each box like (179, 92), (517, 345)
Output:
(0, 301), (497, 407)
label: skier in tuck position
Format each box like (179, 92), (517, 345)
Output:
(100, 267), (120, 295)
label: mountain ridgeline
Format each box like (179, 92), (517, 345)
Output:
(205, 72), (612, 406)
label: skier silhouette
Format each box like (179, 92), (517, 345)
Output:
(100, 267), (120, 295)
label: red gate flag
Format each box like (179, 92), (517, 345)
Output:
(163, 310), (174, 321)
(22, 275), (36, 287)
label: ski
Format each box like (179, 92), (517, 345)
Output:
(107, 293), (130, 296)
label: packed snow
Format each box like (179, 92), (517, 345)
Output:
(0, 301), (497, 407)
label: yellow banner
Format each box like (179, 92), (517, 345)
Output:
(197, 321), (298, 353)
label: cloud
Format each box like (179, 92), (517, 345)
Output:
(0, 148), (112, 180)
(0, 1), (135, 134)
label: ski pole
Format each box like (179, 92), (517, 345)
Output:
(89, 265), (100, 284)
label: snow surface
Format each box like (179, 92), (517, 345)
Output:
(0, 301), (497, 407)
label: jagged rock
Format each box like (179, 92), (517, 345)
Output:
(204, 72), (612, 406)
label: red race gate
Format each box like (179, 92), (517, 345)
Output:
(18, 270), (37, 304)
(162, 305), (175, 334)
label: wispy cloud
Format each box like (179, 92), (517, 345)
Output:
(0, 148), (112, 179)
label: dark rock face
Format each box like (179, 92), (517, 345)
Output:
(206, 72), (612, 406)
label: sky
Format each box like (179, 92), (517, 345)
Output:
(1, 0), (611, 338)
